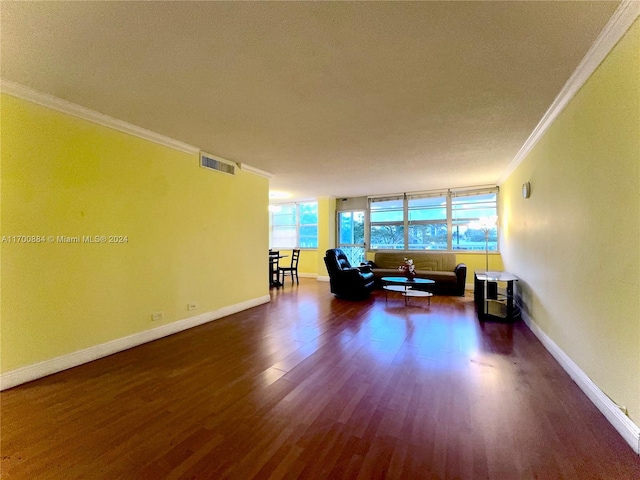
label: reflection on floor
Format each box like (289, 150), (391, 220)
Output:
(1, 279), (638, 479)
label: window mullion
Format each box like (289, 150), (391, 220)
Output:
(297, 203), (304, 248)
(446, 192), (452, 251)
(403, 193), (409, 249)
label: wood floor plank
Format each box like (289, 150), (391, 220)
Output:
(1, 279), (639, 479)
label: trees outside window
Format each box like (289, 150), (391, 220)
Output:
(368, 189), (498, 251)
(370, 198), (404, 249)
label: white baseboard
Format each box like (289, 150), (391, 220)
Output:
(316, 275), (330, 282)
(0, 294), (270, 391)
(521, 310), (640, 454)
(298, 272), (317, 279)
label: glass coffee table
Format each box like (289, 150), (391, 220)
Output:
(381, 277), (435, 305)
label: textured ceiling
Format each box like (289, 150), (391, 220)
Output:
(1, 1), (620, 201)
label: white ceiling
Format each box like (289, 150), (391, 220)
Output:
(1, 1), (620, 201)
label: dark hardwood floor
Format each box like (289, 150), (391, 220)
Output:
(1, 279), (639, 479)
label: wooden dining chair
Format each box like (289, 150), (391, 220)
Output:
(269, 250), (281, 287)
(278, 249), (300, 285)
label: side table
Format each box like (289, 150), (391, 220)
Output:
(474, 271), (519, 321)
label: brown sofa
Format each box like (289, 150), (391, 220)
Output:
(365, 251), (466, 296)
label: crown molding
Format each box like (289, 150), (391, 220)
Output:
(240, 163), (273, 178)
(0, 79), (200, 155)
(498, 0), (640, 185)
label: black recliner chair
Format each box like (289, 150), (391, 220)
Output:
(324, 248), (375, 299)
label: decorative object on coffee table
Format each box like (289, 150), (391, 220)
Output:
(398, 258), (416, 281)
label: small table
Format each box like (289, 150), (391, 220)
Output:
(381, 277), (435, 305)
(474, 271), (519, 321)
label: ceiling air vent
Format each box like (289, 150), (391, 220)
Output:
(200, 152), (236, 175)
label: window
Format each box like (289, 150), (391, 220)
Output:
(452, 192), (498, 251)
(368, 188), (498, 251)
(369, 197), (404, 249)
(271, 204), (297, 248)
(298, 202), (318, 248)
(338, 211), (365, 246)
(270, 202), (318, 249)
(408, 194), (447, 250)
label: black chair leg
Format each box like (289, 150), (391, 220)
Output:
(277, 269), (298, 286)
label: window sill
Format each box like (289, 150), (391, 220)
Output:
(367, 249), (500, 254)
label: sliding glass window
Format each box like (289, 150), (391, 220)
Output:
(270, 202), (318, 249)
(271, 204), (297, 248)
(298, 202), (319, 248)
(368, 188), (498, 252)
(451, 191), (498, 251)
(408, 194), (448, 250)
(369, 197), (404, 250)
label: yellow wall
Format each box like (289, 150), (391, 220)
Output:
(455, 252), (504, 286)
(317, 197), (336, 277)
(500, 21), (640, 423)
(1, 94), (269, 372)
(277, 248), (318, 276)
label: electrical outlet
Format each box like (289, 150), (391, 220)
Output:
(187, 303), (198, 311)
(152, 311), (164, 321)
